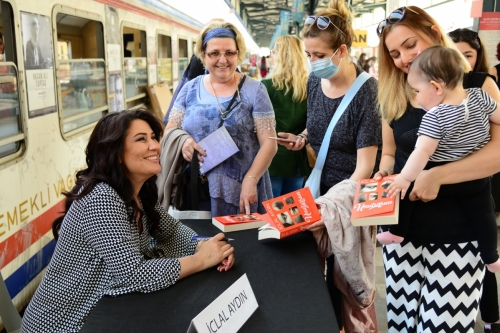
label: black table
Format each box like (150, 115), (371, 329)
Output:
(81, 219), (339, 333)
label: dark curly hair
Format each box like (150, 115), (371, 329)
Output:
(52, 109), (164, 239)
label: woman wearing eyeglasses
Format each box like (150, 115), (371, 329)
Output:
(277, 0), (381, 330)
(262, 35), (311, 197)
(375, 6), (500, 332)
(165, 21), (277, 217)
(449, 27), (500, 333)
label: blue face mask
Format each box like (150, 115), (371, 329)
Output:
(308, 48), (341, 79)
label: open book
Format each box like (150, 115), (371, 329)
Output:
(198, 126), (239, 175)
(350, 175), (400, 226)
(212, 213), (268, 232)
(258, 187), (322, 240)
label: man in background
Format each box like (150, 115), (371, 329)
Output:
(25, 18), (45, 69)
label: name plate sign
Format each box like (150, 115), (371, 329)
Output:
(187, 274), (258, 333)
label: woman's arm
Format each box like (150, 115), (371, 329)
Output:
(410, 76), (500, 201)
(374, 121), (396, 179)
(179, 233), (234, 278)
(165, 118), (177, 130)
(81, 191), (231, 292)
(240, 125), (278, 213)
(489, 66), (498, 82)
(350, 146), (378, 181)
(164, 111), (206, 162)
(275, 130), (308, 151)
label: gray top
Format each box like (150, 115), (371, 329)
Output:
(306, 67), (381, 187)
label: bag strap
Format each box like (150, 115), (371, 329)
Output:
(314, 72), (371, 171)
(227, 74), (246, 111)
(190, 150), (201, 210)
(218, 75), (247, 127)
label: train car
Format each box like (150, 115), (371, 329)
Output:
(0, 0), (203, 327)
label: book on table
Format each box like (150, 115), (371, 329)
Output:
(350, 175), (400, 227)
(212, 213), (268, 232)
(258, 187), (322, 240)
(197, 126), (239, 175)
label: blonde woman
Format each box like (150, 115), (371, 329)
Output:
(165, 21), (277, 216)
(374, 6), (500, 331)
(262, 36), (311, 197)
(277, 1), (381, 330)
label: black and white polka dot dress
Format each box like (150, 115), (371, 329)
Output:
(21, 183), (197, 332)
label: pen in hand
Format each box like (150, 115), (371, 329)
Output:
(191, 235), (234, 242)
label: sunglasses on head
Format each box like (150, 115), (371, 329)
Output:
(304, 16), (346, 38)
(376, 7), (419, 37)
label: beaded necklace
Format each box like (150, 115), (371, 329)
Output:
(208, 74), (241, 120)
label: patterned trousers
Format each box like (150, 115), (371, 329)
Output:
(383, 240), (485, 333)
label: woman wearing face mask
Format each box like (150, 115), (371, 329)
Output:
(277, 0), (381, 328)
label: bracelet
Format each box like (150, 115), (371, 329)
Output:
(244, 175), (259, 181)
(297, 133), (308, 144)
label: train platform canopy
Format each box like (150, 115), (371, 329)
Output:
(236, 0), (386, 47)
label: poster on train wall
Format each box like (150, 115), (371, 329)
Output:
(21, 12), (56, 118)
(105, 6), (124, 112)
(147, 36), (157, 84)
(479, 12), (500, 69)
(105, 6), (121, 73)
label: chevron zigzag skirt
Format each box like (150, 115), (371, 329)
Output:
(383, 240), (485, 333)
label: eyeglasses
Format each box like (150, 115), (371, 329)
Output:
(205, 50), (238, 59)
(376, 7), (419, 37)
(304, 16), (346, 38)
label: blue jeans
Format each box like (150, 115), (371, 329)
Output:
(270, 176), (305, 198)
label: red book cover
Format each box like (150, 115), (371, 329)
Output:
(212, 213), (268, 232)
(350, 175), (399, 226)
(258, 187), (321, 240)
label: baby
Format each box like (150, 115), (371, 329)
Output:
(378, 45), (500, 272)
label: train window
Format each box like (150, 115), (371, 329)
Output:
(0, 1), (24, 163)
(123, 25), (147, 109)
(178, 38), (188, 79)
(54, 10), (107, 137)
(157, 34), (172, 89)
(57, 40), (72, 61)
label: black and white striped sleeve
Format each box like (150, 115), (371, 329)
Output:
(477, 88), (498, 116)
(418, 111), (442, 141)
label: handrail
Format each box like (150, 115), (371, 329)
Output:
(62, 106), (108, 124)
(0, 133), (24, 148)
